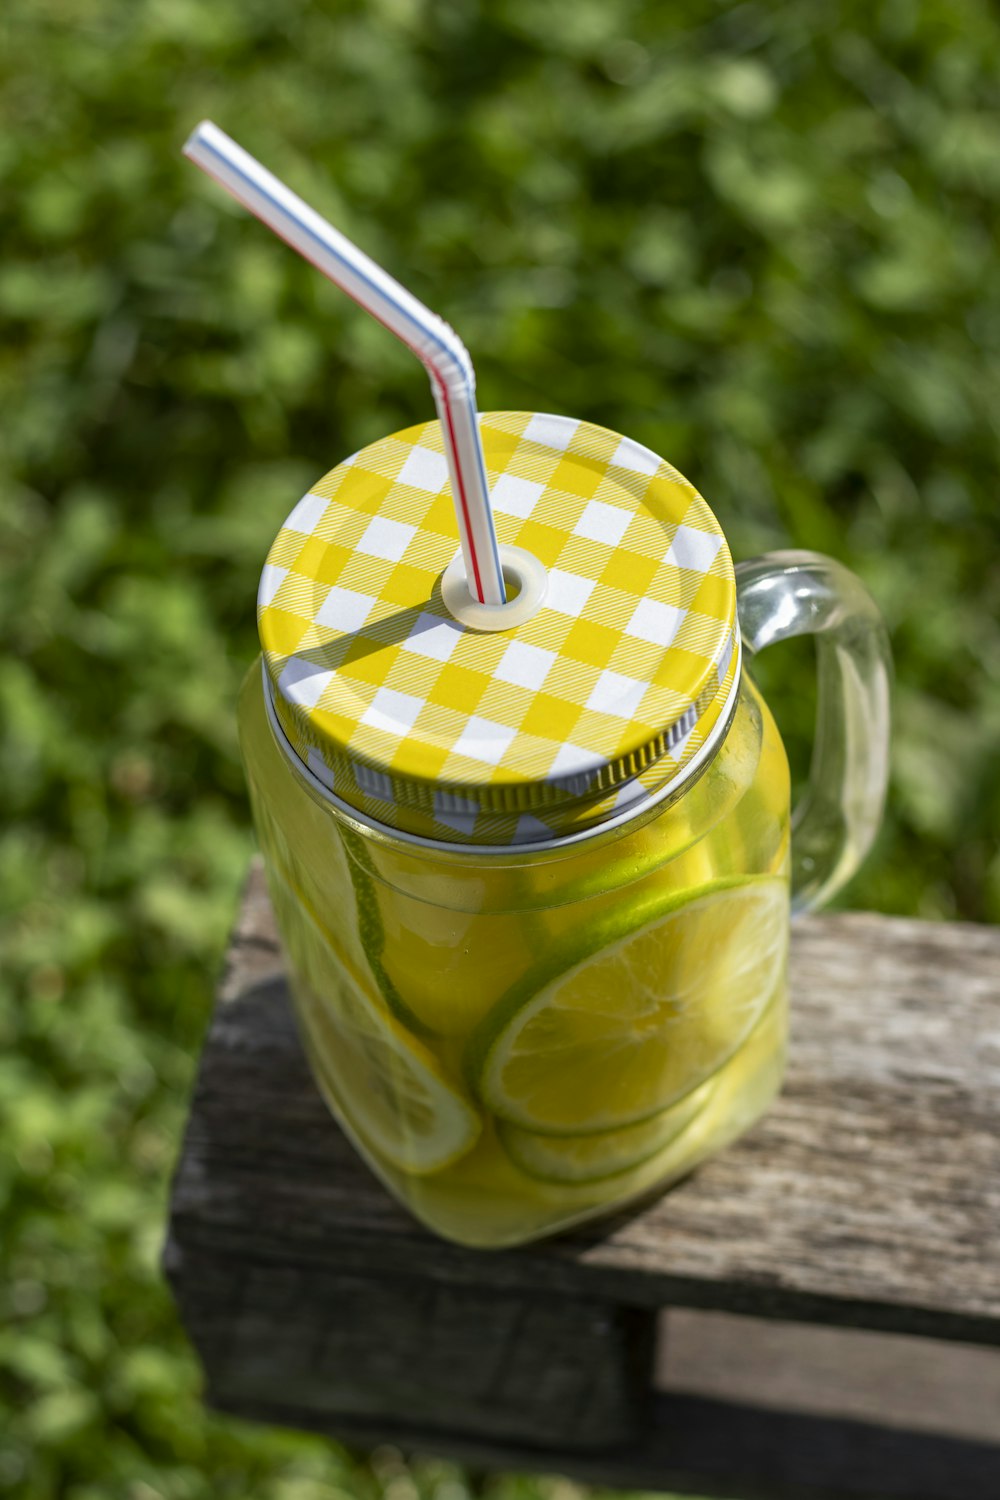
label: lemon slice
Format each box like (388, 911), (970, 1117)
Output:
(298, 976), (482, 1175)
(268, 863), (481, 1175)
(472, 876), (787, 1135)
(373, 887), (541, 1039)
(499, 1078), (713, 1184)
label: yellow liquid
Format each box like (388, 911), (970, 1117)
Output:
(239, 662), (791, 1248)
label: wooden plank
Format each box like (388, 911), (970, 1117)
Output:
(165, 1241), (655, 1450)
(659, 1309), (1000, 1444)
(204, 1389), (1000, 1500)
(170, 862), (1000, 1343)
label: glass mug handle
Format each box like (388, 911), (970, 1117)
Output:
(735, 550), (892, 916)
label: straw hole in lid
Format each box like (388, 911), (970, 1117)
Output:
(441, 545), (547, 633)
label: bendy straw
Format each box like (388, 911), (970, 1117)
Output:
(183, 120), (506, 607)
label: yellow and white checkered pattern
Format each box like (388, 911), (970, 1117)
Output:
(259, 412), (738, 845)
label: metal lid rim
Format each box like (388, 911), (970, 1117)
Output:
(260, 645), (742, 856)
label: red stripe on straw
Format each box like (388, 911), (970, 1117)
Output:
(431, 373), (486, 604)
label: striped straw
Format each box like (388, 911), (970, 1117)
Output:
(183, 121), (506, 607)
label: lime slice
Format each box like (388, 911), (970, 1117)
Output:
(331, 825), (436, 1038)
(268, 863), (481, 1175)
(250, 775), (373, 993)
(472, 876), (787, 1135)
(499, 1079), (713, 1184)
(342, 826), (548, 1039)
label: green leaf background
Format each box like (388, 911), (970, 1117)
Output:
(2, 0), (998, 1495)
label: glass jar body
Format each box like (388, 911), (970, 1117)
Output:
(238, 658), (791, 1248)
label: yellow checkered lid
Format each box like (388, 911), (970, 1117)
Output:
(258, 411), (739, 846)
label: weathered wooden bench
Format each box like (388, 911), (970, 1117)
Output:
(166, 862), (1000, 1500)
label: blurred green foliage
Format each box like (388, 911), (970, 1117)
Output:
(1, 0), (999, 1495)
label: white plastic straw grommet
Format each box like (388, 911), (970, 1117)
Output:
(441, 546), (548, 632)
(183, 120), (506, 606)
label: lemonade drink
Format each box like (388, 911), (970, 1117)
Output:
(239, 410), (795, 1247)
(240, 658), (789, 1247)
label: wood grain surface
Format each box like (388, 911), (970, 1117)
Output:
(659, 1309), (1000, 1444)
(165, 1237), (655, 1450)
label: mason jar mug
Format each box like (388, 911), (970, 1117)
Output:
(239, 413), (891, 1248)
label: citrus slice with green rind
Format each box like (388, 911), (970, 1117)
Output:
(471, 876), (787, 1135)
(499, 1078), (713, 1184)
(298, 974), (482, 1175)
(268, 862), (481, 1175)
